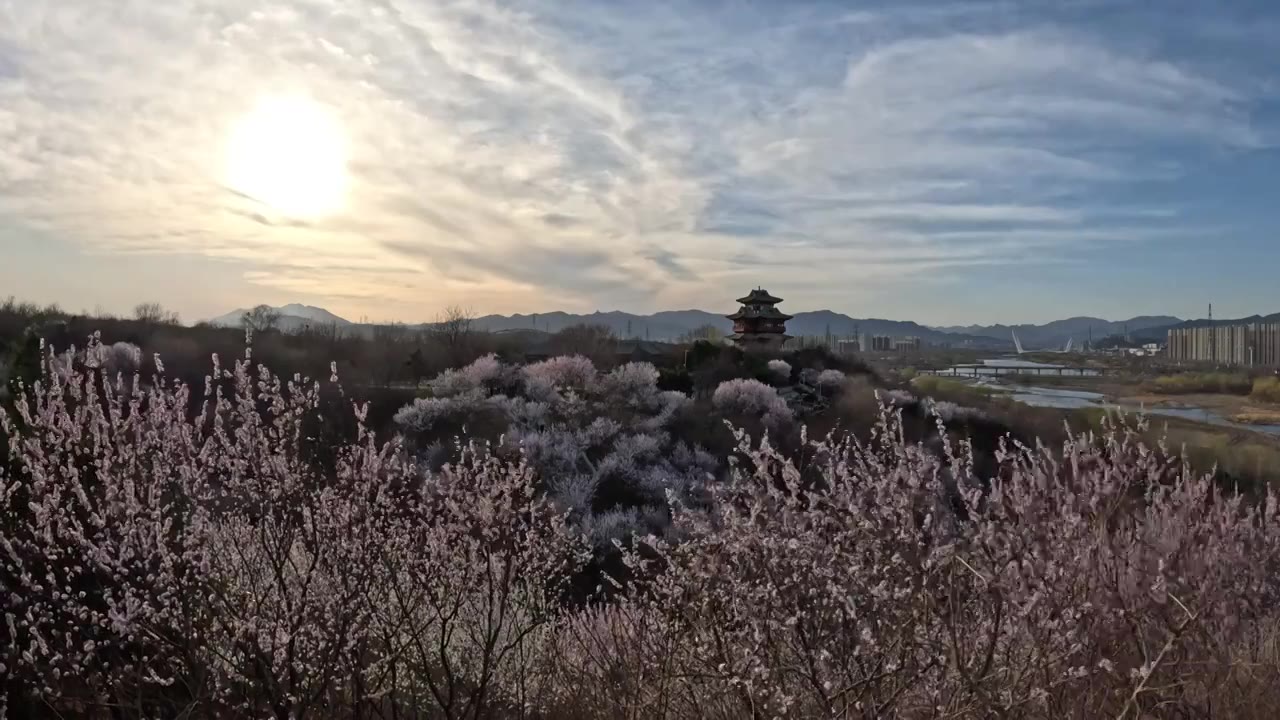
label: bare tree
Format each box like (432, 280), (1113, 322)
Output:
(370, 323), (413, 384)
(294, 321), (344, 343)
(372, 322), (410, 345)
(551, 323), (619, 365)
(134, 302), (181, 325)
(432, 305), (476, 366)
(241, 304), (281, 333)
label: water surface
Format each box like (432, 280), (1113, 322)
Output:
(1000, 383), (1280, 437)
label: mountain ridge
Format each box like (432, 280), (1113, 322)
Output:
(206, 303), (1278, 350)
(935, 315), (1183, 349)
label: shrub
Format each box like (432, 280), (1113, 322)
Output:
(787, 346), (874, 377)
(554, 413), (1280, 718)
(1149, 372), (1252, 395)
(766, 358), (791, 384)
(656, 366), (693, 394)
(1252, 376), (1280, 404)
(524, 354), (599, 396)
(395, 354), (713, 546)
(881, 388), (917, 406)
(1, 334), (587, 719)
(815, 367), (845, 390)
(711, 377), (793, 428)
(9, 334), (1280, 719)
(912, 374), (996, 405)
(101, 341), (142, 374)
(923, 397), (986, 422)
(426, 351), (507, 396)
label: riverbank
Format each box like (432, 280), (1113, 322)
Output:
(987, 373), (1280, 427)
(1124, 391), (1280, 426)
(910, 372), (1280, 492)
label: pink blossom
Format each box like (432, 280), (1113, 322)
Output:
(767, 359), (792, 383)
(712, 377), (794, 427)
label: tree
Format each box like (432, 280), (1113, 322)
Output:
(551, 323), (618, 365)
(2, 337), (587, 718)
(372, 322), (410, 345)
(406, 347), (431, 388)
(133, 302), (180, 325)
(678, 324), (725, 344)
(767, 359), (792, 384)
(8, 335), (1280, 717)
(394, 354), (711, 547)
(431, 305), (476, 367)
(294, 321), (344, 343)
(240, 304), (281, 333)
(711, 377), (794, 428)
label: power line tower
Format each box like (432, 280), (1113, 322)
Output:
(1209, 302), (1215, 366)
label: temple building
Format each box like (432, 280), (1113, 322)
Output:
(727, 288), (792, 351)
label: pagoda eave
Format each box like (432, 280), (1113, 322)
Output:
(726, 311), (794, 321)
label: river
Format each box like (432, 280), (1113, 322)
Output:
(983, 381), (1280, 437)
(940, 358), (1280, 436)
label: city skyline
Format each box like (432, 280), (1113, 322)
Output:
(2, 0), (1278, 325)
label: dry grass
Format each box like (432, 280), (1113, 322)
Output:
(911, 374), (998, 403)
(1149, 372), (1253, 395)
(1232, 409), (1280, 425)
(1252, 376), (1280, 405)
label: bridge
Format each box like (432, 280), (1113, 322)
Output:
(923, 364), (1100, 378)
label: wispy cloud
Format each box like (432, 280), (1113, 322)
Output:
(0, 0), (1272, 319)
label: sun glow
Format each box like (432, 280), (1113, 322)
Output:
(225, 95), (348, 219)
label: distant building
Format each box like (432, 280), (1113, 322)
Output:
(837, 338), (863, 355)
(1168, 322), (1280, 367)
(727, 288), (793, 352)
(871, 335), (893, 352)
(894, 336), (922, 353)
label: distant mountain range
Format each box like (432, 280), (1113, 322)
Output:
(935, 316), (1183, 350)
(470, 309), (1008, 348)
(1171, 311), (1280, 329)
(208, 305), (1006, 348)
(941, 312), (1280, 349)
(204, 304), (1280, 350)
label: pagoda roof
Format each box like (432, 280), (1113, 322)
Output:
(736, 288), (783, 305)
(727, 307), (793, 321)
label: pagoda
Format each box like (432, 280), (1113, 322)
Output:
(727, 288), (792, 352)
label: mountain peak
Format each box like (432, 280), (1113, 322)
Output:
(207, 303), (352, 328)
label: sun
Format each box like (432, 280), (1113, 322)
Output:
(225, 95), (348, 219)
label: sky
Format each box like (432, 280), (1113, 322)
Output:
(1, 0), (1278, 326)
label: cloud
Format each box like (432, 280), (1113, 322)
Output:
(644, 246), (698, 282)
(0, 0), (1272, 318)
